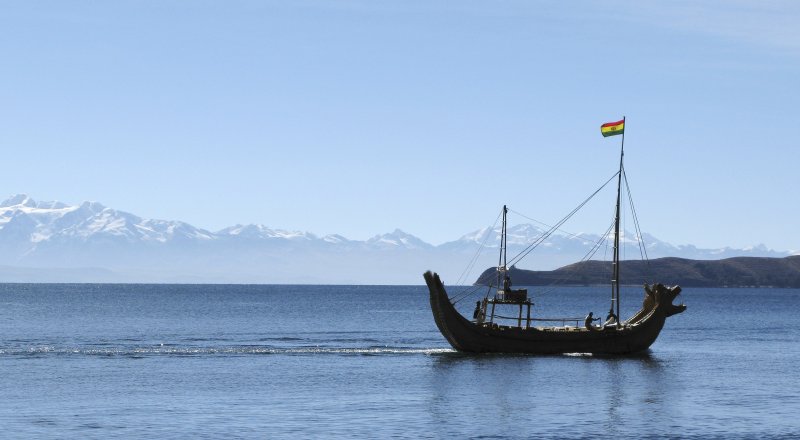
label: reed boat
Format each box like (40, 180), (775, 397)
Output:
(424, 118), (686, 354)
(425, 271), (685, 354)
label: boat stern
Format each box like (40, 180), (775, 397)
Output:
(424, 271), (465, 351)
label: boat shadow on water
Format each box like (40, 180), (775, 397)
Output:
(429, 348), (662, 365)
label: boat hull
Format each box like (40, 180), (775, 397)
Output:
(425, 271), (685, 354)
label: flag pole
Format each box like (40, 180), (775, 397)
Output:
(617, 116), (625, 324)
(611, 116), (625, 326)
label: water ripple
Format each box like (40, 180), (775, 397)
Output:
(0, 344), (456, 357)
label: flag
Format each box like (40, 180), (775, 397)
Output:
(601, 119), (625, 137)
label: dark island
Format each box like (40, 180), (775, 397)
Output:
(476, 256), (800, 288)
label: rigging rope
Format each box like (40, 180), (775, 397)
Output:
(449, 211), (505, 305)
(450, 272), (496, 305)
(533, 218), (615, 298)
(454, 210), (502, 286)
(507, 171), (620, 268)
(584, 219), (617, 262)
(623, 169), (649, 263)
(506, 207), (613, 296)
(623, 168), (652, 282)
(508, 209), (591, 242)
(532, 170), (653, 298)
(452, 171), (620, 306)
(450, 260), (503, 305)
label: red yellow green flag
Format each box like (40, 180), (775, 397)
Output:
(600, 119), (625, 137)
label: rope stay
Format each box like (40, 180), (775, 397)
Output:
(623, 168), (649, 263)
(508, 208), (595, 243)
(533, 218), (615, 298)
(449, 210), (504, 305)
(623, 166), (652, 282)
(454, 210), (503, 286)
(450, 171), (619, 306)
(450, 270), (496, 305)
(451, 261), (503, 304)
(528, 169), (653, 298)
(450, 170), (654, 306)
(507, 171), (620, 268)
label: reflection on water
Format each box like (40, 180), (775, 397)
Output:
(428, 352), (677, 438)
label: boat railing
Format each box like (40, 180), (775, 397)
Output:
(529, 317), (585, 327)
(488, 314), (584, 328)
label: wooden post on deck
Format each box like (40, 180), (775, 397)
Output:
(526, 303), (531, 329)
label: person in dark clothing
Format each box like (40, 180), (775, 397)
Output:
(473, 300), (482, 319)
(503, 275), (511, 292)
(585, 312), (600, 329)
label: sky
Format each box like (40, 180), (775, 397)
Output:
(1, 1), (799, 250)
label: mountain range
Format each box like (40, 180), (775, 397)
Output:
(0, 194), (794, 284)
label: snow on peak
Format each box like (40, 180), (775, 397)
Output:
(1, 194), (36, 208)
(323, 234), (350, 244)
(456, 223), (549, 246)
(79, 201), (107, 211)
(217, 224), (315, 240)
(506, 224), (548, 244)
(0, 195), (78, 220)
(384, 228), (413, 239)
(35, 200), (70, 209)
(367, 229), (431, 249)
(0, 195), (220, 244)
(460, 226), (492, 243)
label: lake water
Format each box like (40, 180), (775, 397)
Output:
(1, 283), (798, 438)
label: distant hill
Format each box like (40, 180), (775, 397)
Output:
(476, 256), (800, 288)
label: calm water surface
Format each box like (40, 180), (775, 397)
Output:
(1, 283), (798, 438)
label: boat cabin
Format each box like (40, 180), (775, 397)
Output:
(480, 284), (534, 329)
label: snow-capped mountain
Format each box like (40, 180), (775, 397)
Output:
(0, 194), (792, 284)
(366, 229), (434, 250)
(0, 195), (214, 245)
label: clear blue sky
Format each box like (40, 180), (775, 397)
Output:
(2, 1), (798, 250)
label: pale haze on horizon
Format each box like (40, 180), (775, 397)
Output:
(1, 1), (798, 251)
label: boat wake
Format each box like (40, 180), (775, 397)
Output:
(0, 345), (456, 358)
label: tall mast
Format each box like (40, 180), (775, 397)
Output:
(498, 205), (508, 289)
(503, 205), (508, 269)
(499, 205), (508, 270)
(610, 117), (625, 324)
